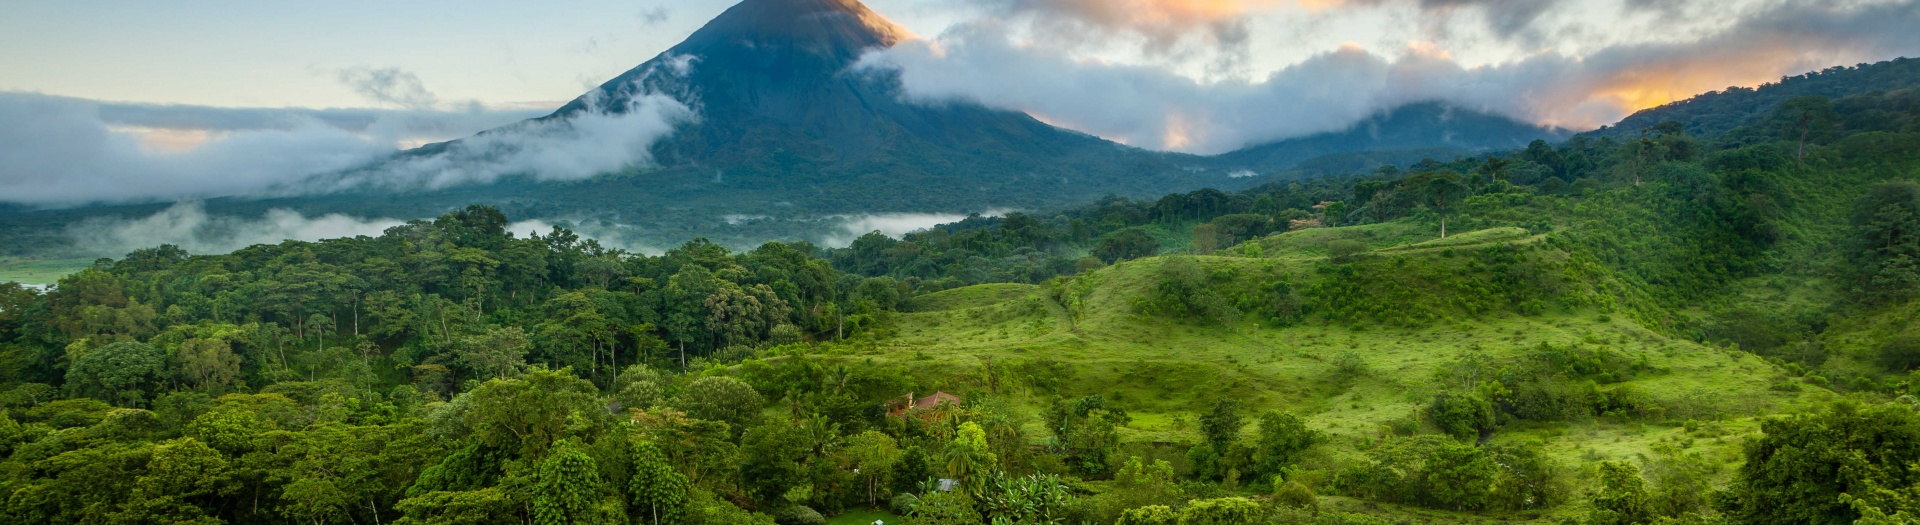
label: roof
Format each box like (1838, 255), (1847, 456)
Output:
(913, 392), (961, 410)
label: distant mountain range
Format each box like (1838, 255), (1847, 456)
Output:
(1214, 101), (1570, 175)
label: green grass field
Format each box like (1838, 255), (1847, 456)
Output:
(0, 257), (91, 285)
(822, 226), (1826, 522)
(824, 508), (901, 525)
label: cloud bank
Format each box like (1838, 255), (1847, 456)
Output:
(68, 202), (406, 257)
(0, 62), (696, 206)
(313, 91), (692, 193)
(866, 0), (1920, 154)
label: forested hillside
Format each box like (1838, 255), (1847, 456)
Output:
(4, 72), (1920, 524)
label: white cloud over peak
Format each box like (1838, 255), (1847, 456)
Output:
(862, 0), (1920, 154)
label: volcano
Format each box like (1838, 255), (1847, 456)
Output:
(395, 0), (1213, 216)
(0, 0), (1568, 256)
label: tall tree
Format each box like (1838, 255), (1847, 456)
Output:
(533, 441), (612, 525)
(630, 440), (689, 525)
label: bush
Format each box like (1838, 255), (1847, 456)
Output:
(1115, 505), (1176, 525)
(774, 505), (824, 525)
(889, 492), (920, 516)
(1718, 402), (1920, 525)
(1879, 334), (1920, 372)
(1177, 497), (1263, 525)
(1271, 480), (1319, 512)
(1426, 392), (1495, 440)
(908, 491), (981, 525)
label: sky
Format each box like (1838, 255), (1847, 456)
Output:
(2, 0), (1919, 206)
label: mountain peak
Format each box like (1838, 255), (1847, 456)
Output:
(675, 0), (909, 55)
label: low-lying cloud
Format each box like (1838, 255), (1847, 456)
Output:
(66, 203), (668, 258)
(1, 61), (697, 206)
(313, 92), (692, 193)
(821, 212), (987, 248)
(868, 0), (1920, 154)
(68, 202), (406, 257)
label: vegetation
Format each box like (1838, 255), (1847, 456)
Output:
(5, 61), (1920, 524)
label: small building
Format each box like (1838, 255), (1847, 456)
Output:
(914, 391), (961, 410)
(888, 391), (962, 418)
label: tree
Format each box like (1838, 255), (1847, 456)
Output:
(1101, 458), (1182, 523)
(457, 326), (531, 380)
(1408, 171), (1468, 238)
(176, 337), (242, 393)
(675, 376), (763, 436)
(1427, 391), (1496, 441)
(843, 430), (901, 506)
(739, 417), (811, 505)
(533, 441), (613, 525)
(1850, 181), (1920, 304)
(1093, 228), (1159, 264)
(945, 422), (998, 496)
(1772, 95), (1838, 162)
(1588, 461), (1652, 525)
(464, 368), (602, 458)
(1198, 399), (1243, 452)
(1718, 403), (1920, 525)
(1191, 223), (1221, 254)
(66, 340), (167, 407)
(393, 488), (518, 525)
(1322, 201), (1349, 227)
(894, 446), (933, 496)
(1422, 443), (1499, 511)
(630, 440), (689, 525)
(1251, 411), (1318, 481)
(1645, 444), (1716, 517)
(1047, 395), (1130, 478)
(1479, 155), (1511, 185)
(111, 438), (235, 525)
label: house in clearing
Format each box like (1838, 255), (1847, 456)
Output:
(888, 391), (962, 418)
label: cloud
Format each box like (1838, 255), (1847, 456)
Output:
(68, 201), (405, 257)
(819, 212), (1002, 248)
(311, 61), (698, 193)
(506, 218), (665, 255)
(0, 92), (552, 205)
(337, 67), (442, 109)
(641, 7), (671, 25)
(0, 59), (697, 205)
(864, 0), (1920, 153)
(972, 0), (1284, 50)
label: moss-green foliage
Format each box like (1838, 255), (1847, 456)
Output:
(1333, 437), (1565, 512)
(532, 442), (613, 525)
(64, 341), (167, 407)
(1718, 402), (1920, 525)
(906, 491), (980, 525)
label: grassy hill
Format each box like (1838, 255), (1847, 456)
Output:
(819, 220), (1827, 520)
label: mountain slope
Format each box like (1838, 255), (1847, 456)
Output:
(406, 0), (1215, 215)
(1581, 57), (1920, 140)
(1214, 102), (1570, 175)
